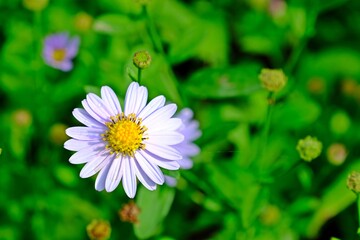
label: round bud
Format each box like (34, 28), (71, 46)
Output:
(296, 136), (322, 162)
(86, 219), (111, 240)
(259, 68), (287, 92)
(133, 50), (152, 69)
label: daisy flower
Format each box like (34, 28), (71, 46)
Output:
(165, 108), (201, 187)
(64, 82), (184, 198)
(43, 32), (80, 71)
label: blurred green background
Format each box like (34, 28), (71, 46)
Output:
(1, 0), (360, 239)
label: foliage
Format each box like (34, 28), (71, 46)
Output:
(1, 0), (360, 239)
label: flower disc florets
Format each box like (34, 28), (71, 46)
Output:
(103, 113), (147, 157)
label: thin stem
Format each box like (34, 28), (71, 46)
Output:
(137, 68), (142, 84)
(142, 5), (164, 54)
(255, 92), (275, 169)
(357, 195), (360, 237)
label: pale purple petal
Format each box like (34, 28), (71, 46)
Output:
(82, 99), (107, 124)
(134, 151), (164, 184)
(138, 95), (165, 120)
(134, 160), (157, 190)
(132, 86), (148, 115)
(164, 175), (178, 187)
(177, 157), (193, 169)
(140, 150), (180, 170)
(147, 131), (184, 145)
(101, 86), (122, 116)
(73, 108), (105, 128)
(144, 142), (182, 160)
(105, 156), (124, 192)
(142, 104), (177, 129)
(147, 118), (183, 133)
(80, 153), (112, 178)
(122, 156), (137, 198)
(86, 93), (112, 120)
(64, 139), (103, 151)
(124, 82), (139, 115)
(66, 126), (103, 141)
(95, 161), (112, 191)
(66, 36), (80, 58)
(69, 143), (106, 164)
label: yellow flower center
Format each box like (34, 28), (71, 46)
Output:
(53, 48), (67, 61)
(103, 113), (147, 157)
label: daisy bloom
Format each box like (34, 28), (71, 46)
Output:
(64, 82), (184, 198)
(165, 108), (201, 186)
(43, 32), (80, 71)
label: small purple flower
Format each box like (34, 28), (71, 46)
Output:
(43, 32), (80, 72)
(165, 108), (201, 186)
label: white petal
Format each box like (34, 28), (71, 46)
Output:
(142, 104), (177, 130)
(133, 160), (157, 190)
(82, 99), (106, 124)
(86, 93), (112, 120)
(73, 108), (104, 128)
(140, 150), (180, 170)
(144, 142), (182, 160)
(147, 131), (184, 145)
(95, 161), (112, 191)
(138, 95), (165, 120)
(135, 151), (164, 184)
(147, 118), (183, 133)
(66, 127), (103, 141)
(122, 156), (137, 198)
(80, 153), (112, 178)
(69, 144), (105, 164)
(124, 82), (139, 115)
(105, 155), (124, 192)
(132, 86), (148, 115)
(64, 139), (103, 151)
(101, 86), (122, 116)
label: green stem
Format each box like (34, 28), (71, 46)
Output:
(137, 68), (142, 84)
(357, 195), (360, 236)
(142, 5), (164, 54)
(255, 92), (275, 169)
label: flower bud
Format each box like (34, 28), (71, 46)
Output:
(74, 12), (93, 32)
(259, 68), (287, 92)
(296, 136), (322, 162)
(118, 201), (140, 224)
(12, 109), (32, 128)
(259, 204), (281, 226)
(347, 171), (360, 194)
(86, 219), (111, 240)
(326, 143), (347, 166)
(133, 50), (151, 69)
(49, 123), (69, 145)
(23, 0), (48, 11)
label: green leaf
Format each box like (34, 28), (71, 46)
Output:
(134, 186), (175, 239)
(272, 91), (321, 130)
(185, 63), (262, 99)
(305, 159), (360, 238)
(93, 14), (138, 35)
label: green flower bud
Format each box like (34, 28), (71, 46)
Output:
(133, 50), (151, 69)
(23, 0), (48, 11)
(86, 219), (111, 240)
(296, 136), (322, 162)
(259, 68), (287, 92)
(74, 12), (93, 33)
(347, 171), (360, 194)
